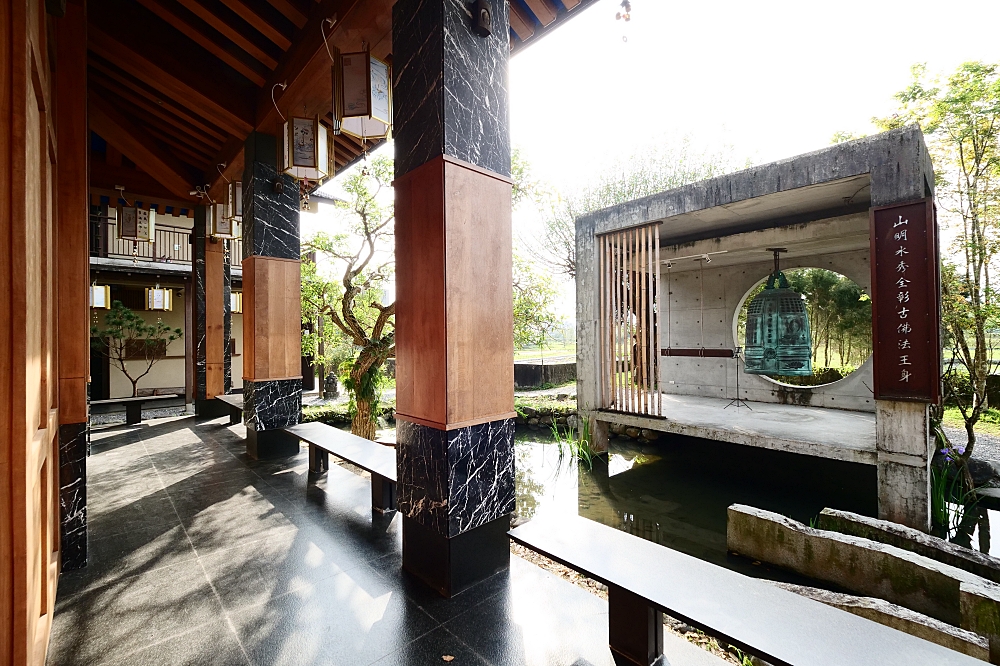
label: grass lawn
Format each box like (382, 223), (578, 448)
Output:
(943, 406), (1000, 438)
(514, 343), (576, 361)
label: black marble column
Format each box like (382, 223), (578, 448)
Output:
(242, 132), (302, 457)
(393, 0), (514, 597)
(194, 206), (233, 417)
(59, 422), (88, 570)
(224, 241), (232, 394)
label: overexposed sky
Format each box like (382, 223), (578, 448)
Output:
(511, 0), (1000, 192)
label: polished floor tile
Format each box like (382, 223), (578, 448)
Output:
(49, 414), (725, 666)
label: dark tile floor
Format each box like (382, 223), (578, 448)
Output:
(48, 415), (724, 666)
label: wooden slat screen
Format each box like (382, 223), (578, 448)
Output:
(598, 224), (661, 416)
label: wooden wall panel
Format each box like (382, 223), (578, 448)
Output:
(444, 159), (514, 426)
(205, 240), (225, 397)
(394, 158), (448, 427)
(242, 256), (301, 381)
(394, 156), (515, 431)
(55, 0), (91, 425)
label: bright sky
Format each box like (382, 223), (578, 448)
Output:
(309, 0), (1000, 323)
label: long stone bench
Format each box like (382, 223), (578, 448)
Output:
(510, 515), (984, 666)
(214, 393), (243, 425)
(284, 422), (396, 512)
(91, 393), (180, 425)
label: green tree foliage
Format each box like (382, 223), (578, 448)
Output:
(90, 301), (182, 397)
(527, 139), (750, 278)
(876, 62), (1000, 459)
(513, 254), (562, 350)
(301, 157), (395, 440)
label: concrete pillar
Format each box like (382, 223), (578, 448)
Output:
(241, 132), (302, 458)
(393, 0), (515, 597)
(193, 206), (231, 417)
(55, 0), (89, 570)
(876, 400), (932, 531)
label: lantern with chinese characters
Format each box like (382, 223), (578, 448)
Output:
(228, 180), (243, 223)
(282, 116), (329, 181)
(145, 285), (173, 312)
(118, 205), (155, 241)
(210, 203), (235, 238)
(743, 250), (813, 377)
(332, 47), (392, 141)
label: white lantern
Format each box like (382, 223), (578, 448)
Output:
(146, 285), (173, 311)
(90, 284), (110, 309)
(118, 205), (155, 241)
(211, 202), (235, 238)
(231, 291), (243, 314)
(228, 181), (243, 222)
(332, 47), (392, 141)
(282, 116), (329, 181)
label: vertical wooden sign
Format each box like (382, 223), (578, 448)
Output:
(870, 198), (940, 402)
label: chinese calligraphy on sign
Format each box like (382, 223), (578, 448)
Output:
(870, 199), (940, 402)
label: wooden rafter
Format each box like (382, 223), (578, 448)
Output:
(89, 92), (197, 197)
(89, 76), (224, 152)
(172, 0), (280, 69)
(217, 0), (293, 50)
(134, 0), (269, 85)
(89, 26), (254, 137)
(509, 3), (535, 40)
(523, 0), (558, 26)
(264, 0), (307, 28)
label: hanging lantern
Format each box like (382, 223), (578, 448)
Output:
(228, 181), (243, 222)
(146, 285), (173, 312)
(231, 291), (243, 314)
(282, 116), (329, 181)
(118, 205), (155, 241)
(90, 284), (110, 310)
(210, 202), (236, 238)
(332, 47), (392, 141)
(743, 250), (812, 377)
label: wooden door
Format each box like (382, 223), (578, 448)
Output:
(1, 0), (63, 663)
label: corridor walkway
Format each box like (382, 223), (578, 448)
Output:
(48, 415), (723, 666)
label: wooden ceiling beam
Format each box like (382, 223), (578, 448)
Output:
(523, 0), (558, 27)
(90, 162), (198, 203)
(172, 0), (279, 69)
(89, 92), (198, 198)
(140, 122), (217, 164)
(134, 0), (269, 85)
(217, 0), (293, 50)
(264, 0), (307, 28)
(89, 27), (254, 137)
(509, 3), (535, 41)
(562, 0), (581, 8)
(89, 75), (226, 152)
(88, 59), (229, 143)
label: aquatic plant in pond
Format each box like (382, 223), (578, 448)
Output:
(551, 419), (594, 470)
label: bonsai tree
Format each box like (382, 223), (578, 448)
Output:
(91, 300), (183, 397)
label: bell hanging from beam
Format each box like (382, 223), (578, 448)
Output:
(743, 248), (813, 377)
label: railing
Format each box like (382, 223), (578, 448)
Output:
(91, 220), (244, 268)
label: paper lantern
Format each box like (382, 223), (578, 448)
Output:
(90, 284), (110, 309)
(210, 203), (235, 238)
(282, 116), (329, 181)
(231, 291), (243, 314)
(118, 205), (155, 241)
(332, 47), (392, 141)
(145, 286), (173, 312)
(228, 181), (243, 222)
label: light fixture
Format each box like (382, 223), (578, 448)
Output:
(90, 284), (110, 309)
(116, 188), (155, 241)
(210, 202), (236, 238)
(282, 116), (329, 181)
(228, 181), (243, 222)
(146, 284), (173, 311)
(331, 46), (392, 141)
(231, 291), (243, 314)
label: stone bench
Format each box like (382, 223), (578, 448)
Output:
(91, 394), (181, 425)
(284, 422), (397, 512)
(510, 515), (983, 666)
(215, 393), (244, 425)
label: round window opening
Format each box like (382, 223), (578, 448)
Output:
(734, 268), (872, 387)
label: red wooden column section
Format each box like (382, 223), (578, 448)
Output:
(54, 0), (90, 571)
(194, 206), (229, 417)
(393, 0), (516, 597)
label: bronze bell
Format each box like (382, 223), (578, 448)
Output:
(743, 250), (813, 377)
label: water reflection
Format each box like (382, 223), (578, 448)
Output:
(515, 429), (879, 579)
(938, 503), (995, 555)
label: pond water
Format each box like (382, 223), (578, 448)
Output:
(514, 428), (880, 582)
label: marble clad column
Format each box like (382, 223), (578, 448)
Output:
(241, 132), (303, 458)
(194, 206), (230, 417)
(224, 241), (233, 394)
(393, 0), (515, 597)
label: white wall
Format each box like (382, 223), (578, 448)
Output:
(107, 290), (187, 398)
(231, 312), (243, 389)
